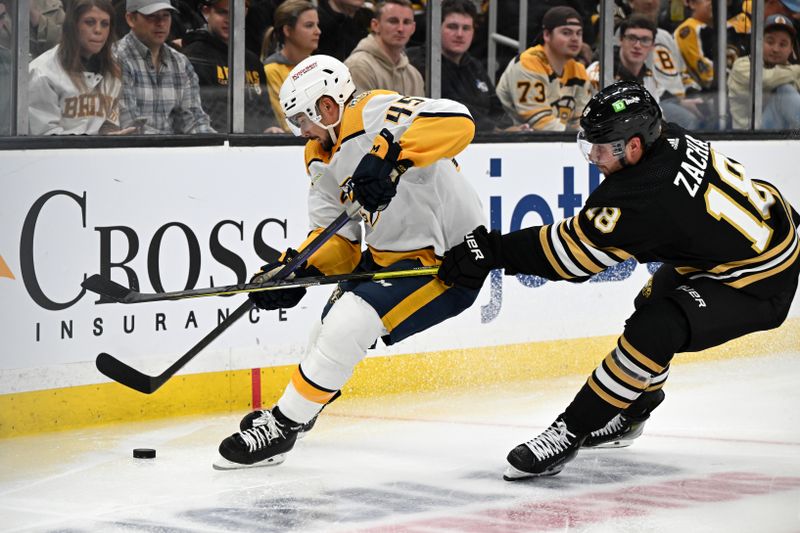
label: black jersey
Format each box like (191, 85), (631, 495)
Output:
(502, 123), (799, 297)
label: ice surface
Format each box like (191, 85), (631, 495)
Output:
(1, 352), (799, 532)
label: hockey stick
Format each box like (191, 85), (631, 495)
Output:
(95, 203), (364, 394)
(82, 266), (438, 304)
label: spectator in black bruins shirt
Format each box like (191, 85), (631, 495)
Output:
(316, 0), (373, 61)
(182, 0), (281, 132)
(407, 0), (522, 132)
(440, 81), (800, 481)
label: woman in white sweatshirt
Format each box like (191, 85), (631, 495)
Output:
(28, 0), (127, 135)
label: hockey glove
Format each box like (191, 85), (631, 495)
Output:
(438, 225), (502, 290)
(350, 128), (405, 212)
(248, 249), (322, 311)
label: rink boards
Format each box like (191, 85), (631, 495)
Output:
(1, 140), (798, 437)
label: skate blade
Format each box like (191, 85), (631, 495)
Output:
(502, 463), (564, 481)
(583, 439), (634, 449)
(212, 453), (287, 471)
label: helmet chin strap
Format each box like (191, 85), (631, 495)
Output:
(324, 103), (345, 145)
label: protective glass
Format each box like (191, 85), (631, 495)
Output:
(577, 130), (627, 166)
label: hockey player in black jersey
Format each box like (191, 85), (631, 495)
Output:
(439, 80), (800, 481)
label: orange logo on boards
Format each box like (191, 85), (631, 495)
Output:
(0, 255), (14, 280)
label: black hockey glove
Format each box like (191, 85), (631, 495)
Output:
(248, 249), (322, 311)
(350, 128), (406, 212)
(438, 226), (502, 290)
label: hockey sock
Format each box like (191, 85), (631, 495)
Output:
(563, 299), (688, 434)
(277, 292), (385, 423)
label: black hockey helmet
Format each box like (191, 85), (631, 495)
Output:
(579, 80), (662, 150)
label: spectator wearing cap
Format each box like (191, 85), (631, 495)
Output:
(495, 5), (591, 131)
(728, 14), (800, 129)
(114, 0), (215, 133)
(181, 0), (281, 133)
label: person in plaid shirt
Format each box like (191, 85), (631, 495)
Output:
(115, 0), (214, 134)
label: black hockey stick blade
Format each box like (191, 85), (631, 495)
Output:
(96, 300), (252, 394)
(82, 266), (440, 304)
(94, 204), (363, 394)
(82, 274), (137, 303)
(96, 352), (159, 394)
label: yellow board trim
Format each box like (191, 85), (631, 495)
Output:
(1, 318), (797, 438)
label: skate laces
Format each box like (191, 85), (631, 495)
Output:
(239, 412), (285, 452)
(249, 410), (272, 428)
(591, 414), (627, 437)
(524, 420), (577, 460)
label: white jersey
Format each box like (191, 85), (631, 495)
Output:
(612, 26), (698, 100)
(302, 90), (484, 273)
(28, 46), (122, 135)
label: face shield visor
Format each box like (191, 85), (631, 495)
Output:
(285, 102), (323, 137)
(577, 130), (627, 167)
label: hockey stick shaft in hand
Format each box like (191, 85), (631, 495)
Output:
(95, 204), (363, 394)
(83, 266), (439, 304)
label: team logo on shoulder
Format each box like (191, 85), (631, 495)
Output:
(679, 26), (691, 39)
(348, 91), (369, 108)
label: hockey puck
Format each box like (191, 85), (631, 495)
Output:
(133, 448), (156, 459)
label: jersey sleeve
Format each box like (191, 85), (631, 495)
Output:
(363, 95), (475, 169)
(497, 214), (632, 282)
(297, 230), (361, 276)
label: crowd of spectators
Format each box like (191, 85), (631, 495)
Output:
(2, 0), (799, 136)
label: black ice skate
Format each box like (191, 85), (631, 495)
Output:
(503, 417), (586, 481)
(239, 409), (318, 439)
(582, 389), (665, 449)
(238, 391), (340, 439)
(214, 406), (303, 470)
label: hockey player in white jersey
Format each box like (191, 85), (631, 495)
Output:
(214, 54), (485, 469)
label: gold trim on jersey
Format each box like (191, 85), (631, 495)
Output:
(380, 278), (448, 333)
(539, 225), (574, 279)
(558, 222), (606, 274)
(367, 246), (439, 268)
(675, 186), (798, 288)
(332, 90), (396, 158)
(574, 215), (633, 262)
(304, 140), (331, 173)
(298, 230), (361, 276)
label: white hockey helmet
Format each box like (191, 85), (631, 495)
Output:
(279, 55), (356, 143)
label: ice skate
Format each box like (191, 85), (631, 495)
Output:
(214, 406), (303, 470)
(583, 389), (665, 448)
(503, 417), (586, 481)
(239, 410), (318, 440)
